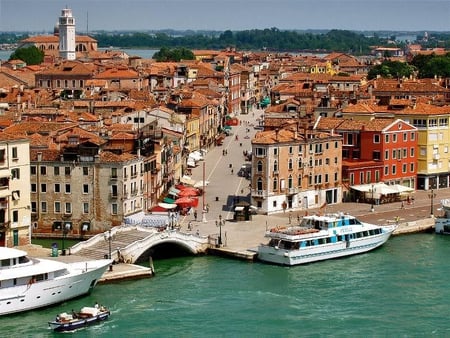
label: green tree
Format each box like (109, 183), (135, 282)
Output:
(153, 47), (195, 62)
(368, 61), (415, 80)
(9, 46), (44, 65)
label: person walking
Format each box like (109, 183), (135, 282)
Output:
(194, 210), (198, 221)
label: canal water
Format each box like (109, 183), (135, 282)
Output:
(2, 233), (450, 337)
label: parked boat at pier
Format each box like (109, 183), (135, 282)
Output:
(257, 213), (396, 266)
(0, 247), (111, 316)
(435, 199), (450, 235)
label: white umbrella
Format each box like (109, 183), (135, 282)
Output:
(194, 180), (209, 188)
(158, 202), (178, 209)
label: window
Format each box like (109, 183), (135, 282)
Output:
(65, 203), (72, 214)
(0, 149), (5, 162)
(392, 165), (396, 175)
(31, 202), (37, 213)
(12, 210), (18, 222)
(384, 166), (389, 175)
(12, 147), (17, 159)
(54, 166), (60, 175)
(41, 201), (47, 213)
(83, 184), (89, 194)
(112, 203), (118, 215)
(112, 185), (118, 197)
(393, 134), (397, 142)
(385, 134), (389, 143)
(12, 190), (20, 200)
(30, 166), (37, 175)
(273, 177), (278, 190)
(257, 161), (263, 173)
(54, 202), (61, 213)
(40, 184), (47, 193)
(288, 159), (293, 170)
(298, 145), (303, 154)
(373, 134), (380, 143)
(111, 168), (118, 178)
(410, 163), (415, 172)
(273, 148), (278, 155)
(373, 151), (381, 160)
(411, 132), (415, 141)
(402, 163), (407, 173)
(273, 160), (278, 172)
(40, 166), (47, 175)
(288, 146), (293, 154)
(83, 202), (89, 214)
(410, 148), (415, 157)
(54, 183), (60, 193)
(385, 150), (389, 160)
(392, 149), (397, 159)
(65, 184), (71, 194)
(403, 133), (407, 141)
(83, 167), (89, 175)
(11, 168), (20, 179)
(31, 183), (37, 193)
(255, 147), (266, 157)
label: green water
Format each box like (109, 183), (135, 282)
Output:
(2, 234), (450, 337)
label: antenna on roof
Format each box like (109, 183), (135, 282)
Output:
(86, 11), (89, 35)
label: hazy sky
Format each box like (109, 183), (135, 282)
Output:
(0, 0), (449, 32)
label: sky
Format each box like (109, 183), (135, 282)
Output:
(0, 0), (449, 33)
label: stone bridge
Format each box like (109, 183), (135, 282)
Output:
(70, 225), (211, 264)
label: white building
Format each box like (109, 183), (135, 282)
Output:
(0, 134), (31, 247)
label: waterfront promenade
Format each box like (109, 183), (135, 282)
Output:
(180, 108), (444, 255)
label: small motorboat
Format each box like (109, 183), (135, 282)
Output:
(48, 305), (110, 332)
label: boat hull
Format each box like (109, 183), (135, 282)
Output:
(257, 227), (395, 266)
(49, 311), (110, 332)
(0, 259), (111, 316)
(435, 218), (450, 235)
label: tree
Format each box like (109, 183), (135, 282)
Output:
(367, 60), (415, 80)
(153, 47), (195, 62)
(9, 46), (44, 65)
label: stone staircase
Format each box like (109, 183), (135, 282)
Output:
(74, 229), (152, 260)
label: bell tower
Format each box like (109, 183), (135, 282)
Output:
(58, 8), (76, 60)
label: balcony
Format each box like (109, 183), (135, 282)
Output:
(109, 193), (119, 200)
(251, 189), (267, 198)
(110, 175), (118, 181)
(285, 187), (298, 195)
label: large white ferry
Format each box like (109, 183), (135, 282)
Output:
(0, 247), (111, 316)
(257, 213), (396, 266)
(435, 199), (450, 235)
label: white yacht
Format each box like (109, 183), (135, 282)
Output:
(0, 247), (111, 316)
(435, 199), (450, 235)
(257, 213), (396, 266)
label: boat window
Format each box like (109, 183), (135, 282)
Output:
(369, 230), (375, 235)
(326, 237), (331, 244)
(313, 239), (319, 246)
(19, 256), (29, 264)
(1, 259), (10, 267)
(363, 231), (369, 237)
(338, 235), (344, 241)
(318, 238), (326, 244)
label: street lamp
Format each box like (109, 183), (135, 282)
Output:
(371, 184), (375, 212)
(428, 188), (436, 217)
(104, 229), (113, 271)
(61, 223), (71, 256)
(216, 214), (225, 247)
